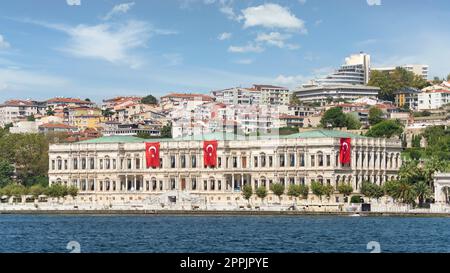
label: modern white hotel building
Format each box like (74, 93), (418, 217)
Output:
(48, 130), (402, 202)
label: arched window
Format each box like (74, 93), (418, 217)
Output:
(317, 151), (324, 167)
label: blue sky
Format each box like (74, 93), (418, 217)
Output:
(0, 0), (449, 103)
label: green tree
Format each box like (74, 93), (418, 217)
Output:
(337, 183), (353, 197)
(411, 134), (421, 148)
(67, 186), (79, 197)
(320, 107), (347, 128)
(141, 95), (158, 105)
(29, 184), (46, 198)
(414, 181), (432, 207)
(287, 184), (300, 200)
(368, 107), (384, 126)
(3, 123), (13, 131)
(46, 106), (55, 116)
(1, 183), (27, 197)
(323, 184), (335, 199)
(395, 180), (417, 205)
(255, 186), (268, 203)
(383, 180), (400, 200)
(0, 159), (14, 188)
(101, 108), (114, 119)
(361, 182), (383, 201)
(289, 94), (301, 106)
(432, 76), (442, 84)
(298, 185), (309, 199)
(366, 120), (403, 138)
(345, 113), (361, 130)
(161, 122), (172, 138)
(242, 184), (253, 203)
(270, 183), (285, 202)
(27, 115), (36, 122)
(447, 73), (450, 81)
(369, 67), (429, 101)
(311, 181), (324, 201)
(45, 184), (69, 198)
(84, 98), (91, 102)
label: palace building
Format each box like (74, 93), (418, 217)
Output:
(48, 130), (402, 199)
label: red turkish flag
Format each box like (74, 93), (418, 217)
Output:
(203, 140), (218, 167)
(145, 142), (160, 168)
(339, 138), (351, 164)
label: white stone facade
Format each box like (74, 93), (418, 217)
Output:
(48, 134), (402, 199)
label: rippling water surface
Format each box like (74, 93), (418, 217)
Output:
(1, 215), (449, 253)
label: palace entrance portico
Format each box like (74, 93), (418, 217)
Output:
(434, 173), (450, 204)
(119, 174), (144, 192)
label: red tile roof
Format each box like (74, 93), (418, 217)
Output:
(47, 98), (93, 104)
(39, 123), (77, 129)
(161, 93), (213, 101)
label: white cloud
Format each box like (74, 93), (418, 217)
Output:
(23, 19), (176, 69)
(0, 34), (10, 49)
(218, 32), (232, 40)
(367, 0), (381, 6)
(163, 53), (183, 66)
(228, 43), (264, 53)
(241, 4), (307, 33)
(273, 74), (309, 88)
(103, 2), (135, 20)
(0, 67), (69, 92)
(66, 0), (81, 6)
(254, 32), (300, 50)
(233, 59), (253, 65)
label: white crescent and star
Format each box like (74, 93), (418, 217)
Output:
(206, 144), (214, 157)
(342, 142), (349, 152)
(148, 146), (157, 158)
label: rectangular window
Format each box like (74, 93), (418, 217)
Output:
(127, 159), (132, 169)
(51, 160), (55, 170)
(261, 156), (266, 167)
(289, 154), (295, 167)
(135, 158), (140, 169)
(254, 156), (258, 168)
(181, 155), (186, 168)
(89, 158), (95, 169)
(99, 159), (103, 170)
(170, 156), (176, 168)
(326, 155), (331, 166)
(233, 157), (237, 168)
(318, 154), (324, 167)
(311, 155), (315, 167)
(64, 160), (68, 170)
(299, 153), (305, 167)
(113, 159), (116, 169)
(191, 155), (196, 168)
(242, 157), (247, 168)
(218, 157), (222, 168)
(81, 158), (86, 170)
(268, 156), (273, 167)
(279, 154), (285, 167)
(191, 178), (197, 190)
(73, 159), (78, 170)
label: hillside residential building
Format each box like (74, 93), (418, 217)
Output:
(160, 93), (213, 110)
(0, 100), (46, 127)
(253, 85), (290, 105)
(418, 89), (450, 110)
(312, 52), (371, 86)
(393, 87), (421, 110)
(292, 84), (380, 105)
(372, 64), (429, 80)
(46, 98), (94, 109)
